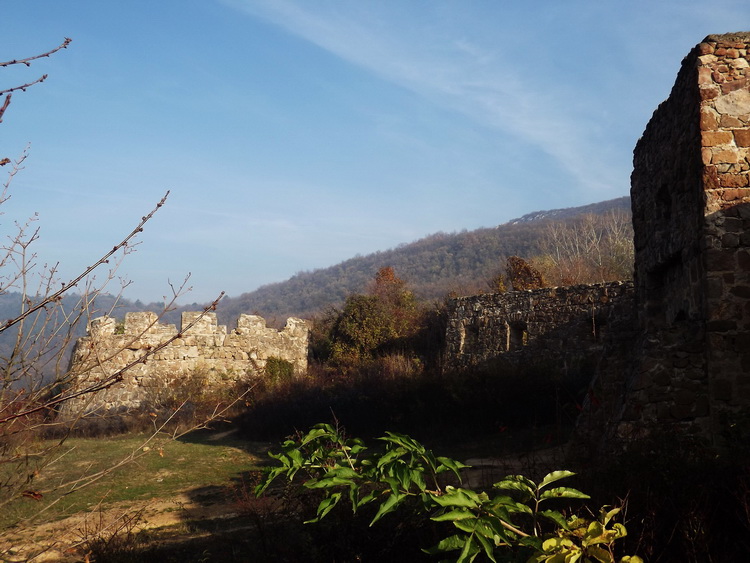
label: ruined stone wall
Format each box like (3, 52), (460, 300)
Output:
(443, 33), (750, 449)
(444, 282), (635, 372)
(620, 32), (750, 441)
(64, 311), (309, 415)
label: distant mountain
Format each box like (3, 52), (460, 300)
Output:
(506, 198), (631, 224)
(0, 292), (168, 376)
(215, 196), (632, 324)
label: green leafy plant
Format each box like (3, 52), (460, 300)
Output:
(264, 356), (295, 385)
(257, 423), (641, 562)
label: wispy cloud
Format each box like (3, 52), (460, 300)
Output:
(223, 0), (623, 195)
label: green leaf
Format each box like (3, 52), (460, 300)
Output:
(304, 492), (342, 523)
(299, 425), (334, 446)
(431, 508), (474, 522)
(304, 476), (355, 489)
(457, 535), (480, 563)
(381, 431), (426, 454)
(370, 491), (405, 525)
(453, 517), (481, 534)
(286, 448), (304, 467)
(474, 531), (498, 562)
(423, 534), (468, 555)
(411, 468), (427, 492)
(587, 545), (614, 563)
(432, 487), (482, 508)
(326, 466), (359, 480)
(539, 509), (571, 531)
(437, 456), (469, 480)
(355, 489), (377, 508)
(494, 476), (535, 499)
(392, 463), (413, 490)
(611, 522), (627, 539)
(583, 521), (605, 544)
(541, 536), (575, 551)
(376, 447), (406, 468)
(349, 442), (367, 456)
(519, 535), (543, 551)
(539, 487), (590, 502)
(604, 508), (623, 529)
(538, 470), (576, 491)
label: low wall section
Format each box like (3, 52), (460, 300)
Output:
(444, 281), (635, 372)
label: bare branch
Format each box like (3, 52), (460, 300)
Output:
(0, 38), (72, 68)
(0, 290), (225, 425)
(1, 191), (171, 334)
(0, 75), (48, 98)
(0, 38), (72, 122)
(0, 94), (11, 124)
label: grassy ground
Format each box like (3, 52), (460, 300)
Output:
(0, 426), (270, 559)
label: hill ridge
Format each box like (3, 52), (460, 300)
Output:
(215, 196), (631, 322)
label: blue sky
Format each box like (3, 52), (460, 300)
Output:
(2, 1), (748, 303)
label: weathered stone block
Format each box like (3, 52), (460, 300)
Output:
(703, 131), (734, 146)
(734, 129), (750, 146)
(705, 248), (736, 270)
(721, 174), (749, 188)
(712, 379), (733, 401)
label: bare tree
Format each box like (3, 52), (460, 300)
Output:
(534, 211), (634, 286)
(0, 39), (247, 552)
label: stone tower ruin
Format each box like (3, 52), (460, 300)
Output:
(618, 32), (750, 442)
(442, 33), (750, 448)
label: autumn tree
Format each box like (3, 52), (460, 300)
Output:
(505, 255), (546, 291)
(329, 267), (421, 366)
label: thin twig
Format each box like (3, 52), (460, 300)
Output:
(1, 191), (171, 334)
(0, 38), (72, 68)
(0, 290), (225, 425)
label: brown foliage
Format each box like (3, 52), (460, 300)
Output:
(505, 256), (546, 291)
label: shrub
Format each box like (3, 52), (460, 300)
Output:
(257, 423), (642, 562)
(264, 356), (295, 385)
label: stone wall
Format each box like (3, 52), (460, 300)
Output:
(620, 32), (750, 441)
(443, 33), (750, 448)
(444, 282), (635, 372)
(63, 311), (309, 415)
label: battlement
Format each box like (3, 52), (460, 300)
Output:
(64, 312), (309, 415)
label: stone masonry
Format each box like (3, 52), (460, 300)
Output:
(619, 32), (750, 442)
(444, 282), (635, 373)
(444, 32), (750, 447)
(64, 311), (309, 415)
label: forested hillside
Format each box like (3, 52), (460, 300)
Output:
(0, 197), (632, 334)
(216, 196), (632, 323)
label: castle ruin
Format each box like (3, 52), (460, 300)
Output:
(444, 32), (750, 447)
(620, 32), (750, 441)
(64, 311), (309, 415)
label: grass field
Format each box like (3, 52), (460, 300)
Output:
(0, 425), (271, 560)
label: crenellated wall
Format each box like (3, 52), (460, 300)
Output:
(63, 311), (309, 415)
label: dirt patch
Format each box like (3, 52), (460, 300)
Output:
(1, 487), (242, 562)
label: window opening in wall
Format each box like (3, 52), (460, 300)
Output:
(459, 321), (479, 355)
(509, 321), (528, 350)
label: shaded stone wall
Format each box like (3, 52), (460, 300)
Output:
(443, 33), (750, 448)
(444, 282), (635, 372)
(621, 32), (750, 441)
(64, 311), (309, 414)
